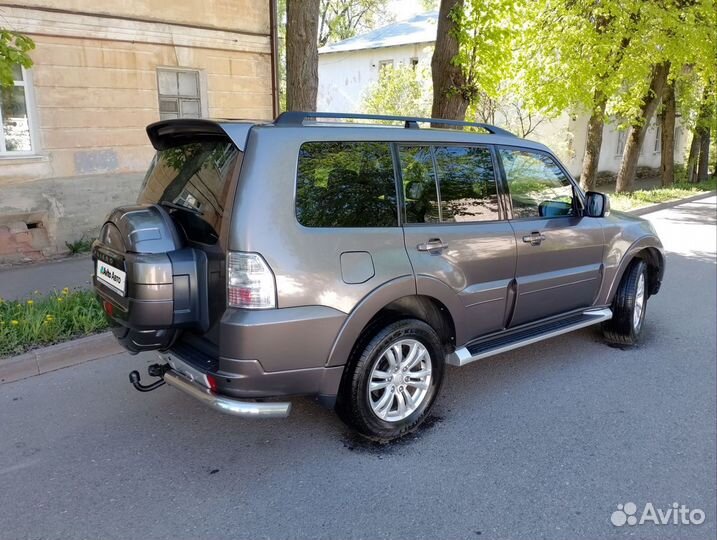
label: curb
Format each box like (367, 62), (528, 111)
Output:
(625, 190), (716, 216)
(0, 332), (123, 385)
(1, 190), (713, 385)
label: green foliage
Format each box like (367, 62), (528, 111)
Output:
(65, 237), (94, 255)
(362, 65), (431, 117)
(610, 177), (717, 211)
(0, 29), (34, 87)
(513, 0), (717, 125)
(0, 289), (108, 358)
(450, 0), (519, 103)
(318, 0), (391, 46)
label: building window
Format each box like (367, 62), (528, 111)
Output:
(410, 57), (419, 69)
(616, 130), (627, 156)
(1, 66), (34, 155)
(378, 59), (394, 77)
(654, 125), (661, 153)
(157, 69), (202, 120)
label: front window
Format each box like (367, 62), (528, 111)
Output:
(498, 148), (575, 219)
(1, 66), (33, 155)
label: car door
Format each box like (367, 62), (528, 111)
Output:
(398, 144), (517, 343)
(497, 146), (605, 327)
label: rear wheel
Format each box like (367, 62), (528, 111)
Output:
(602, 259), (648, 346)
(336, 319), (445, 441)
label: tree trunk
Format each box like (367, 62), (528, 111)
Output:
(431, 0), (468, 125)
(697, 127), (710, 182)
(580, 91), (607, 192)
(286, 0), (319, 112)
(687, 88), (710, 183)
(659, 80), (675, 187)
(686, 131), (700, 183)
(615, 63), (669, 193)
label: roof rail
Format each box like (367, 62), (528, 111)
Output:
(275, 111), (516, 137)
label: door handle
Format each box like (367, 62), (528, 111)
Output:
(417, 238), (448, 252)
(522, 232), (546, 246)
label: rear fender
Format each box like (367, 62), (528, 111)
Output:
(325, 275), (415, 367)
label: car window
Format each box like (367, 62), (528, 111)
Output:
(434, 146), (500, 222)
(138, 141), (241, 244)
(296, 142), (398, 227)
(398, 145), (440, 223)
(498, 148), (575, 219)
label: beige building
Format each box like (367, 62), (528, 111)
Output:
(0, 1), (277, 263)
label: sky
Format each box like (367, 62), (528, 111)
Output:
(387, 0), (436, 20)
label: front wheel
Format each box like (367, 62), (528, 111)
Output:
(602, 259), (648, 346)
(336, 319), (445, 441)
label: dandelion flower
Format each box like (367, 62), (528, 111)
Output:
(62, 287), (69, 295)
(27, 300), (34, 305)
(57, 297), (64, 303)
(11, 320), (19, 325)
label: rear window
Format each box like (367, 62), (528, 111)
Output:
(296, 142), (398, 227)
(138, 141), (241, 244)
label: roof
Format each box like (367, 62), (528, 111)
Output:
(318, 11), (437, 54)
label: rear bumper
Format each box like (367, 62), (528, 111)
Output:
(163, 369), (291, 418)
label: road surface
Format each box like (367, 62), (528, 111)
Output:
(1, 196), (715, 540)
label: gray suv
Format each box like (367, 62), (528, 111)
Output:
(92, 112), (665, 440)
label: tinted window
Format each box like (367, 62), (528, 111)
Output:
(296, 142), (398, 227)
(434, 146), (499, 222)
(138, 141), (240, 244)
(399, 145), (440, 223)
(498, 148), (575, 219)
(400, 145), (499, 223)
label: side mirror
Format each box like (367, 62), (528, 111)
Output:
(585, 191), (610, 217)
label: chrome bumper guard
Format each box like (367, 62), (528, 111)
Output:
(159, 353), (291, 418)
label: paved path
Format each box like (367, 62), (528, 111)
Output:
(0, 197), (715, 540)
(0, 255), (92, 300)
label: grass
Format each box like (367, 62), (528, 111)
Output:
(0, 288), (109, 358)
(65, 237), (94, 255)
(609, 178), (717, 212)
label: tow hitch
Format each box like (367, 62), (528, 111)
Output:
(127, 356), (292, 417)
(129, 363), (170, 392)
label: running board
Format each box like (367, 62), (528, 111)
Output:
(447, 308), (612, 367)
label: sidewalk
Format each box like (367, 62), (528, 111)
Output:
(0, 255), (92, 300)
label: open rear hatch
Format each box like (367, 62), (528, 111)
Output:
(92, 120), (244, 354)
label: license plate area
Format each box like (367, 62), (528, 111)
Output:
(96, 260), (127, 296)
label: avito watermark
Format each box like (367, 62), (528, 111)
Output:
(611, 502), (705, 527)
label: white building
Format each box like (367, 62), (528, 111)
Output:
(318, 12), (688, 178)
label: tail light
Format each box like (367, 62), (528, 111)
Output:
(227, 252), (276, 309)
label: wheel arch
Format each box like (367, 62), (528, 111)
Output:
(607, 242), (665, 303)
(325, 278), (457, 369)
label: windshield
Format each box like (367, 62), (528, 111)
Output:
(138, 141), (242, 244)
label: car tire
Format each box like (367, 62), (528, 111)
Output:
(336, 318), (445, 441)
(602, 259), (649, 346)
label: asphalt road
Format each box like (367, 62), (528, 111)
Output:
(1, 196), (715, 540)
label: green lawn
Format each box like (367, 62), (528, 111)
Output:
(609, 178), (717, 211)
(0, 289), (109, 358)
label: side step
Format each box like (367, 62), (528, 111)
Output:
(447, 308), (612, 367)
